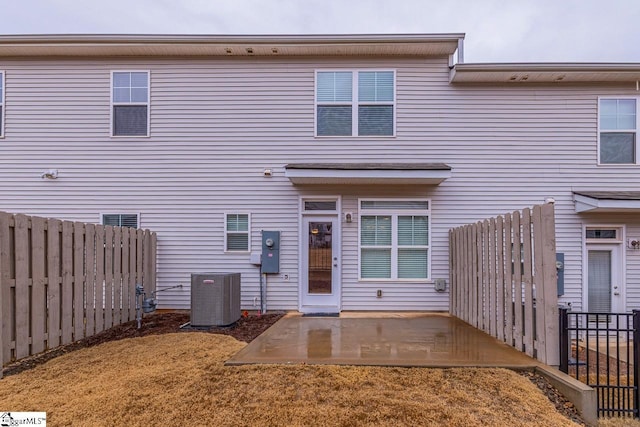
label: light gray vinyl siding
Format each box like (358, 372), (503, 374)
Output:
(626, 220), (640, 310)
(1, 55), (640, 311)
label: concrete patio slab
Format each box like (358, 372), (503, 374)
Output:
(227, 312), (540, 368)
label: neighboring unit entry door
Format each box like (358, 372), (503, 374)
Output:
(301, 216), (340, 312)
(587, 244), (623, 315)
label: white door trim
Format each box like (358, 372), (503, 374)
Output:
(298, 196), (341, 313)
(582, 225), (626, 313)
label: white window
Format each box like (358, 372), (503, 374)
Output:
(599, 98), (638, 164)
(359, 200), (430, 280)
(316, 70), (395, 137)
(585, 227), (622, 242)
(112, 71), (149, 137)
(0, 71), (4, 137)
(102, 213), (139, 228)
(225, 213), (250, 252)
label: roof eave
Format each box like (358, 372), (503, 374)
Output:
(451, 62), (640, 84)
(0, 33), (465, 58)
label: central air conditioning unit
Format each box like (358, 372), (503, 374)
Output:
(191, 273), (241, 327)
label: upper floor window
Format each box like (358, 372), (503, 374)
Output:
(0, 71), (4, 137)
(599, 98), (638, 164)
(112, 71), (149, 137)
(102, 213), (139, 228)
(316, 70), (395, 137)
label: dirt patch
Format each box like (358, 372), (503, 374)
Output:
(0, 333), (580, 427)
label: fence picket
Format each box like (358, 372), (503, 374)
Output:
(540, 203), (559, 365)
(104, 226), (114, 330)
(85, 224), (96, 336)
(128, 228), (137, 321)
(464, 226), (471, 324)
(61, 221), (74, 345)
(512, 211), (523, 351)
(150, 232), (157, 295)
(113, 227), (122, 326)
(460, 228), (465, 320)
(496, 216), (505, 342)
(522, 208), (534, 358)
(14, 215), (30, 359)
(94, 225), (105, 334)
(482, 220), (490, 333)
(0, 213), (10, 367)
(47, 219), (61, 349)
(31, 216), (47, 354)
(504, 213), (514, 347)
(73, 222), (85, 340)
(452, 229), (460, 318)
(489, 218), (497, 338)
(121, 227), (130, 322)
(137, 229), (144, 294)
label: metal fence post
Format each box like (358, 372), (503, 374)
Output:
(633, 310), (640, 418)
(559, 306), (569, 373)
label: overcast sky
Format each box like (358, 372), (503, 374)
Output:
(2, 0), (640, 63)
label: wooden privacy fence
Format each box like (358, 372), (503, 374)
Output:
(449, 203), (558, 365)
(0, 212), (157, 378)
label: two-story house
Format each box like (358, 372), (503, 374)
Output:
(0, 33), (639, 314)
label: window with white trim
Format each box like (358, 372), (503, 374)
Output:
(102, 213), (139, 228)
(599, 98), (638, 164)
(225, 213), (250, 252)
(585, 227), (622, 242)
(0, 71), (4, 137)
(112, 71), (149, 136)
(359, 200), (430, 280)
(316, 70), (395, 137)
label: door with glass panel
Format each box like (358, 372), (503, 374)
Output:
(301, 216), (340, 312)
(587, 244), (623, 324)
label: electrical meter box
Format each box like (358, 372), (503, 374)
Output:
(261, 231), (280, 274)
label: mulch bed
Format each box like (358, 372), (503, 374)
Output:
(2, 311), (586, 425)
(2, 311), (284, 378)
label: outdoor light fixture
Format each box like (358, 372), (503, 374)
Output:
(40, 169), (59, 179)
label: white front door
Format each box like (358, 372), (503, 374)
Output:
(587, 244), (623, 314)
(300, 216), (340, 313)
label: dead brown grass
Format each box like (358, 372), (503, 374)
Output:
(599, 418), (640, 427)
(0, 333), (578, 426)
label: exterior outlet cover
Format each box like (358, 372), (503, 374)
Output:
(250, 252), (262, 265)
(434, 279), (446, 292)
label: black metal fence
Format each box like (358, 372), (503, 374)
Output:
(559, 308), (640, 418)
